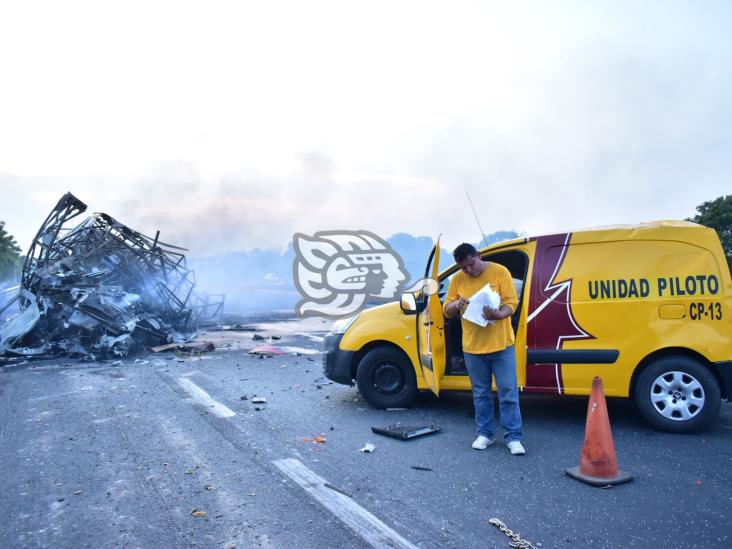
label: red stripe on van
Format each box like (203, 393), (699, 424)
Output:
(525, 233), (593, 394)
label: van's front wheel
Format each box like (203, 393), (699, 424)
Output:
(634, 356), (721, 433)
(356, 347), (417, 409)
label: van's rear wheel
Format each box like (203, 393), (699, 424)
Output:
(634, 356), (721, 433)
(356, 347), (417, 409)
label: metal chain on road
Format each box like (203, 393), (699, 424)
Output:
(488, 518), (538, 549)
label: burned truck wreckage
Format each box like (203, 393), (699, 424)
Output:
(0, 193), (222, 359)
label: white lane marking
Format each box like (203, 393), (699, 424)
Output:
(294, 332), (326, 343)
(273, 458), (418, 549)
(279, 345), (320, 355)
(176, 378), (236, 418)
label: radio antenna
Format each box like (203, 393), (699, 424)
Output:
(466, 192), (489, 249)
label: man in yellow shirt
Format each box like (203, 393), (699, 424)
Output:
(444, 243), (525, 455)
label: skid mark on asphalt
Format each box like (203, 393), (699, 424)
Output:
(273, 458), (419, 549)
(176, 377), (236, 418)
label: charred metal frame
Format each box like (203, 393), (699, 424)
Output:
(21, 195), (199, 332)
(1, 192), (219, 357)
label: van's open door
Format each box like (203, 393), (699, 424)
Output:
(418, 238), (446, 396)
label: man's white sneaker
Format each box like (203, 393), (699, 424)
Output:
(472, 435), (495, 450)
(507, 441), (526, 455)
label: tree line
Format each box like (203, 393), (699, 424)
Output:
(0, 221), (22, 282)
(686, 195), (732, 272)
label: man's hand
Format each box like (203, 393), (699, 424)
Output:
(455, 296), (470, 310)
(448, 296), (469, 316)
(482, 305), (511, 321)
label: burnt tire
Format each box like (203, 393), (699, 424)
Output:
(633, 356), (721, 433)
(356, 347), (417, 409)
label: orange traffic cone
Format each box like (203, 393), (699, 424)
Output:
(565, 376), (633, 486)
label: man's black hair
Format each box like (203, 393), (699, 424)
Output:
(453, 243), (478, 264)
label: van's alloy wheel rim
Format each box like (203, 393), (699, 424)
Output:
(650, 371), (705, 421)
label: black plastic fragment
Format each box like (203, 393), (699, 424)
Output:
(370, 424), (442, 440)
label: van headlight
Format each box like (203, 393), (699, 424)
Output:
(331, 314), (359, 335)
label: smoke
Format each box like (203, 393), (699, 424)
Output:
(414, 46), (732, 236)
(112, 153), (454, 258)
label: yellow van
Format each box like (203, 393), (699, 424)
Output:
(323, 221), (731, 432)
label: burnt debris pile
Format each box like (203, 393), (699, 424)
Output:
(0, 193), (222, 358)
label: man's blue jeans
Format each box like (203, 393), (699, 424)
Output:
(464, 346), (522, 442)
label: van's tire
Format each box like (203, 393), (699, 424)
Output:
(633, 356), (721, 433)
(356, 347), (417, 409)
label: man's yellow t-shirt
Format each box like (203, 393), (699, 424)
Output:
(443, 262), (519, 354)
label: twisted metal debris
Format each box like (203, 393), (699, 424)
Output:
(0, 193), (220, 358)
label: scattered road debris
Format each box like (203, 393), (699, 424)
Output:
(371, 425), (442, 441)
(205, 323), (256, 332)
(357, 443), (375, 453)
(151, 341), (215, 353)
(251, 396), (267, 404)
(248, 345), (286, 356)
(303, 435), (327, 444)
(410, 466), (433, 472)
(323, 482), (352, 497)
(280, 346), (320, 355)
(314, 377), (333, 389)
(191, 509), (208, 517)
(488, 517), (539, 549)
(0, 193), (223, 359)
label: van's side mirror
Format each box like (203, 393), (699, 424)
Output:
(401, 292), (417, 313)
(400, 291), (427, 315)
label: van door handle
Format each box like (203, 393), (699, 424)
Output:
(423, 321), (433, 326)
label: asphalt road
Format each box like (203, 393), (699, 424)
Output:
(1, 322), (731, 548)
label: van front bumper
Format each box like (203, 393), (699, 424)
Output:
(322, 333), (356, 386)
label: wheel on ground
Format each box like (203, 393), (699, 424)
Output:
(633, 355), (721, 433)
(356, 347), (417, 409)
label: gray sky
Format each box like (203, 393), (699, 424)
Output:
(1, 1), (730, 257)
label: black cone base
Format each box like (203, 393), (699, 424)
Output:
(565, 466), (633, 487)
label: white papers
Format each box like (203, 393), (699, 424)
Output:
(462, 283), (501, 327)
